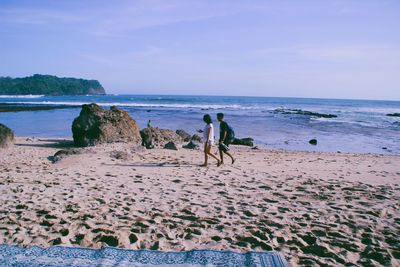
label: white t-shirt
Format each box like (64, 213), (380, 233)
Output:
(203, 123), (215, 144)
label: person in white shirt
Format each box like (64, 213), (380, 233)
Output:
(201, 114), (221, 167)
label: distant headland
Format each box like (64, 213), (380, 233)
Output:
(0, 74), (106, 95)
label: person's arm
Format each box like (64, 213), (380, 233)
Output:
(220, 130), (227, 143)
(207, 126), (212, 141)
(220, 123), (227, 143)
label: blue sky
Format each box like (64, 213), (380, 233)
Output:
(0, 0), (399, 100)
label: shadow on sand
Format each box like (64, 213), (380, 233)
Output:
(15, 138), (75, 149)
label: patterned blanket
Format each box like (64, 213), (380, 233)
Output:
(0, 244), (288, 266)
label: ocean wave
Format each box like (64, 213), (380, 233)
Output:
(0, 95), (44, 98)
(334, 107), (400, 115)
(310, 116), (389, 129)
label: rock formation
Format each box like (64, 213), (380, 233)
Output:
(50, 148), (82, 163)
(140, 127), (183, 148)
(176, 129), (191, 142)
(232, 137), (254, 147)
(183, 140), (200, 150)
(72, 103), (141, 147)
(191, 134), (202, 143)
(0, 124), (14, 148)
(164, 142), (178, 150)
(309, 139), (318, 145)
(273, 108), (337, 118)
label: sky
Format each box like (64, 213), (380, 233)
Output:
(0, 0), (399, 100)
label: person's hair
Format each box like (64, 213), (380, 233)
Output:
(217, 113), (224, 120)
(203, 114), (212, 124)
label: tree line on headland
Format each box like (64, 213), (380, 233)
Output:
(0, 74), (106, 95)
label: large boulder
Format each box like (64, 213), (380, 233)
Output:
(0, 124), (14, 148)
(72, 103), (141, 147)
(140, 127), (183, 148)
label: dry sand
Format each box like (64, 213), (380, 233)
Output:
(0, 137), (399, 266)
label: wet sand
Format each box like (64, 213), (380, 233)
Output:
(0, 138), (399, 266)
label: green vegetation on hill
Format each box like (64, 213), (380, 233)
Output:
(0, 74), (106, 95)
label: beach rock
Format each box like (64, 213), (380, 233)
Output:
(110, 150), (129, 160)
(51, 148), (82, 163)
(191, 134), (202, 143)
(232, 138), (254, 147)
(140, 127), (183, 147)
(309, 139), (318, 145)
(176, 129), (191, 142)
(386, 113), (400, 117)
(164, 141), (178, 150)
(183, 140), (200, 150)
(0, 124), (14, 148)
(72, 103), (141, 147)
(140, 127), (154, 149)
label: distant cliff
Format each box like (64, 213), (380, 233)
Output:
(0, 74), (106, 95)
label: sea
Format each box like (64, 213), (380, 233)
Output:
(1, 95), (399, 154)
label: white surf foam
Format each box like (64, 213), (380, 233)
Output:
(0, 95), (44, 98)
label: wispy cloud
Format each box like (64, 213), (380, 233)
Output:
(0, 7), (86, 25)
(297, 45), (400, 66)
(88, 0), (241, 36)
(0, 0), (243, 36)
(253, 44), (400, 65)
(79, 45), (164, 66)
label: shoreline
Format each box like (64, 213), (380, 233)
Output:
(10, 136), (400, 157)
(1, 137), (399, 265)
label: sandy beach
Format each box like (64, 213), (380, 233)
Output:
(0, 137), (399, 266)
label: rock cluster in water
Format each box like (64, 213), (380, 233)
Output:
(309, 139), (318, 145)
(274, 108), (337, 118)
(232, 138), (254, 147)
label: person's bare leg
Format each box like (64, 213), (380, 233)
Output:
(225, 151), (235, 164)
(200, 143), (208, 166)
(206, 145), (221, 166)
(219, 149), (224, 164)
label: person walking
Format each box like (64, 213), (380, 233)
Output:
(217, 113), (235, 164)
(201, 114), (221, 167)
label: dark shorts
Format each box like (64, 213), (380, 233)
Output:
(219, 139), (232, 152)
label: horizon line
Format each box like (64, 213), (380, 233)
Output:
(105, 93), (400, 102)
